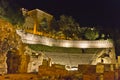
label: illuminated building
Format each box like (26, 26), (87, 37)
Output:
(22, 9), (53, 34)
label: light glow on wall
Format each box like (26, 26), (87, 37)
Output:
(78, 43), (89, 48)
(97, 43), (106, 48)
(62, 42), (71, 47)
(43, 38), (53, 46)
(16, 30), (114, 48)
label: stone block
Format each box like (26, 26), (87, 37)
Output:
(96, 63), (104, 73)
(52, 64), (65, 70)
(103, 71), (115, 80)
(0, 76), (4, 80)
(118, 56), (120, 64)
(83, 73), (97, 80)
(38, 65), (68, 77)
(104, 64), (115, 72)
(4, 74), (38, 80)
(115, 63), (119, 70)
(115, 70), (119, 80)
(117, 70), (120, 80)
(78, 64), (96, 73)
(104, 64), (110, 71)
(42, 59), (49, 66)
(110, 64), (115, 71)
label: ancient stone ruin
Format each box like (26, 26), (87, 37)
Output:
(0, 18), (30, 74)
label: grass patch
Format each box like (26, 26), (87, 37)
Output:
(27, 44), (101, 54)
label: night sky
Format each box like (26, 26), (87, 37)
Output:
(17, 0), (120, 29)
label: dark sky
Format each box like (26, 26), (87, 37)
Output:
(17, 0), (120, 29)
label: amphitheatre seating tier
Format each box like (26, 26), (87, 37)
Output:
(44, 52), (99, 67)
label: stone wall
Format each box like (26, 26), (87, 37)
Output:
(2, 74), (38, 80)
(0, 53), (7, 74)
(17, 30), (114, 48)
(0, 18), (40, 74)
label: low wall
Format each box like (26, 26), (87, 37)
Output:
(16, 30), (114, 48)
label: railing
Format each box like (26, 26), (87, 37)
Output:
(16, 30), (114, 48)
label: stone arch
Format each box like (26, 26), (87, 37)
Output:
(6, 49), (20, 73)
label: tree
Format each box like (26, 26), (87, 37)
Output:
(58, 15), (80, 39)
(0, 0), (24, 25)
(50, 18), (60, 31)
(76, 27), (88, 39)
(84, 28), (99, 40)
(39, 18), (48, 32)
